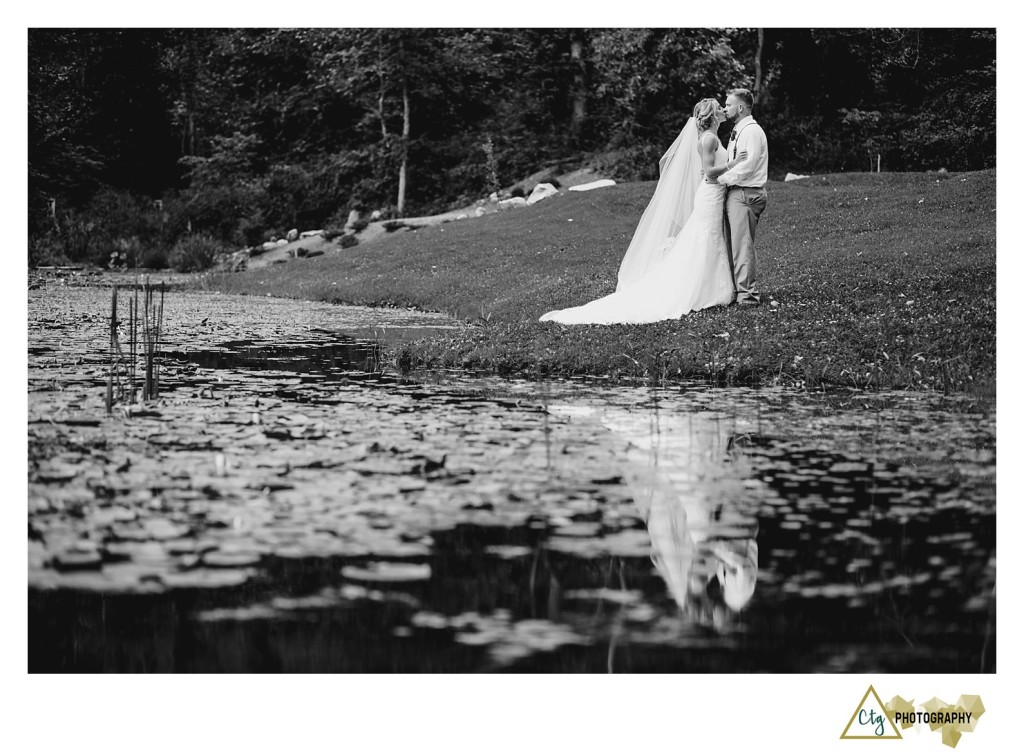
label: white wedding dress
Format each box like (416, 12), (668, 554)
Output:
(541, 121), (735, 325)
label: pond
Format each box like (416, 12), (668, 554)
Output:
(27, 280), (996, 672)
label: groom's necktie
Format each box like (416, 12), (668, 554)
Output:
(729, 130), (738, 159)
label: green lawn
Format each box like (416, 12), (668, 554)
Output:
(209, 170), (996, 393)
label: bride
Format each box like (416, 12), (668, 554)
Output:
(540, 99), (745, 325)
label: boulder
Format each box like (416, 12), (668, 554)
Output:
(276, 238), (288, 246)
(219, 250), (249, 273)
(568, 179), (616, 192)
(370, 210), (383, 221)
(517, 166), (560, 194)
(299, 229), (323, 238)
(261, 241), (278, 252)
(498, 197), (528, 210)
(526, 182), (559, 205)
(345, 209), (362, 230)
(286, 228), (299, 242)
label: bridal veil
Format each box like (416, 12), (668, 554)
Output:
(615, 117), (702, 291)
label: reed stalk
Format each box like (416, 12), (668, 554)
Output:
(106, 286), (117, 413)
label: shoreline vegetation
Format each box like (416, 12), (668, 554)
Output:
(202, 170), (994, 395)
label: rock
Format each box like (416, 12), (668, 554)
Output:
(784, 172), (809, 182)
(568, 179), (616, 192)
(299, 229), (323, 238)
(474, 206), (487, 217)
(518, 166), (560, 194)
(345, 209), (362, 230)
(285, 228), (298, 242)
(526, 182), (559, 205)
(276, 239), (288, 246)
(370, 210), (382, 221)
(498, 197), (528, 210)
(261, 241), (278, 252)
(219, 250), (249, 272)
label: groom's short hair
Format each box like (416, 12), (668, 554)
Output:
(728, 88), (754, 110)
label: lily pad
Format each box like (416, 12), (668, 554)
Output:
(341, 561), (432, 583)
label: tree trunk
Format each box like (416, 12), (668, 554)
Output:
(569, 31), (587, 141)
(754, 28), (765, 102)
(397, 77), (410, 217)
(377, 30), (389, 138)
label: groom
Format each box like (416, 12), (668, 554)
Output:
(719, 88), (769, 306)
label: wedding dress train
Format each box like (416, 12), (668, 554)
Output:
(540, 123), (735, 325)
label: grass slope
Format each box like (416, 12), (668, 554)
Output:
(211, 170), (996, 392)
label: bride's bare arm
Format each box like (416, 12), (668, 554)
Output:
(698, 133), (719, 181)
(705, 146), (748, 180)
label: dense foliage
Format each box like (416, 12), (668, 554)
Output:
(29, 28), (995, 267)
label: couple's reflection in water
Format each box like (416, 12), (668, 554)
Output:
(552, 399), (760, 629)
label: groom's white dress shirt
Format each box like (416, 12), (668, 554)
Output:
(719, 115), (768, 189)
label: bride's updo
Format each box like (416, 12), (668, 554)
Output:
(692, 98), (719, 132)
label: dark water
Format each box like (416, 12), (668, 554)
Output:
(28, 332), (996, 673)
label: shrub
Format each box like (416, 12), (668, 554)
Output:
(139, 245), (170, 270)
(322, 226), (345, 241)
(382, 220), (406, 233)
(169, 233), (225, 272)
(350, 218), (369, 233)
(107, 237), (145, 269)
(178, 180), (266, 246)
(50, 209), (96, 263)
(510, 186), (526, 199)
(28, 234), (69, 267)
(339, 233), (359, 249)
(236, 213), (267, 248)
(87, 189), (164, 243)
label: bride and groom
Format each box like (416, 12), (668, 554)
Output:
(541, 88), (768, 325)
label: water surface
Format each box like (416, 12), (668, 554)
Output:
(28, 286), (995, 672)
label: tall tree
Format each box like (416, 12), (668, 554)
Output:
(569, 29), (588, 143)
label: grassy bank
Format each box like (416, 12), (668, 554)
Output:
(210, 170), (996, 393)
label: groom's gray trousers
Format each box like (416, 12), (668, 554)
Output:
(725, 186), (767, 303)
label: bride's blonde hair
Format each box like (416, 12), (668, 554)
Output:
(692, 98), (719, 133)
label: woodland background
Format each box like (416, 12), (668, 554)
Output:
(28, 28), (996, 269)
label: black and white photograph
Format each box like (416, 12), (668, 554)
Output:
(15, 11), (1011, 745)
(24, 23), (997, 669)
